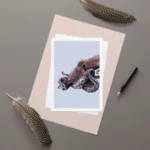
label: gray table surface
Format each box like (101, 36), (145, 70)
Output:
(0, 0), (150, 149)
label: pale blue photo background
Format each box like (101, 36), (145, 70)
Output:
(54, 41), (100, 108)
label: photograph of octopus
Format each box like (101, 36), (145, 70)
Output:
(52, 40), (102, 110)
(58, 55), (100, 93)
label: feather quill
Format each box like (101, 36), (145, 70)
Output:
(6, 93), (52, 147)
(80, 0), (136, 24)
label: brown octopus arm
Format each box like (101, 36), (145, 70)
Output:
(84, 55), (99, 71)
(68, 55), (99, 84)
(67, 60), (86, 85)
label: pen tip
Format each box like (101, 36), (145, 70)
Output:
(117, 92), (121, 96)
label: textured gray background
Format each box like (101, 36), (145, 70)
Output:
(0, 0), (149, 149)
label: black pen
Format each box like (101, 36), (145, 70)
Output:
(117, 67), (138, 96)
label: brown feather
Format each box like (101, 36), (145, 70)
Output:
(6, 93), (52, 147)
(80, 0), (136, 24)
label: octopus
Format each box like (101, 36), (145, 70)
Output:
(58, 55), (100, 93)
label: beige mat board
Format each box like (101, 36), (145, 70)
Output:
(28, 15), (125, 134)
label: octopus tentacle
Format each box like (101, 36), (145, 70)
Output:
(94, 69), (100, 79)
(62, 71), (69, 76)
(71, 76), (88, 89)
(82, 69), (99, 93)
